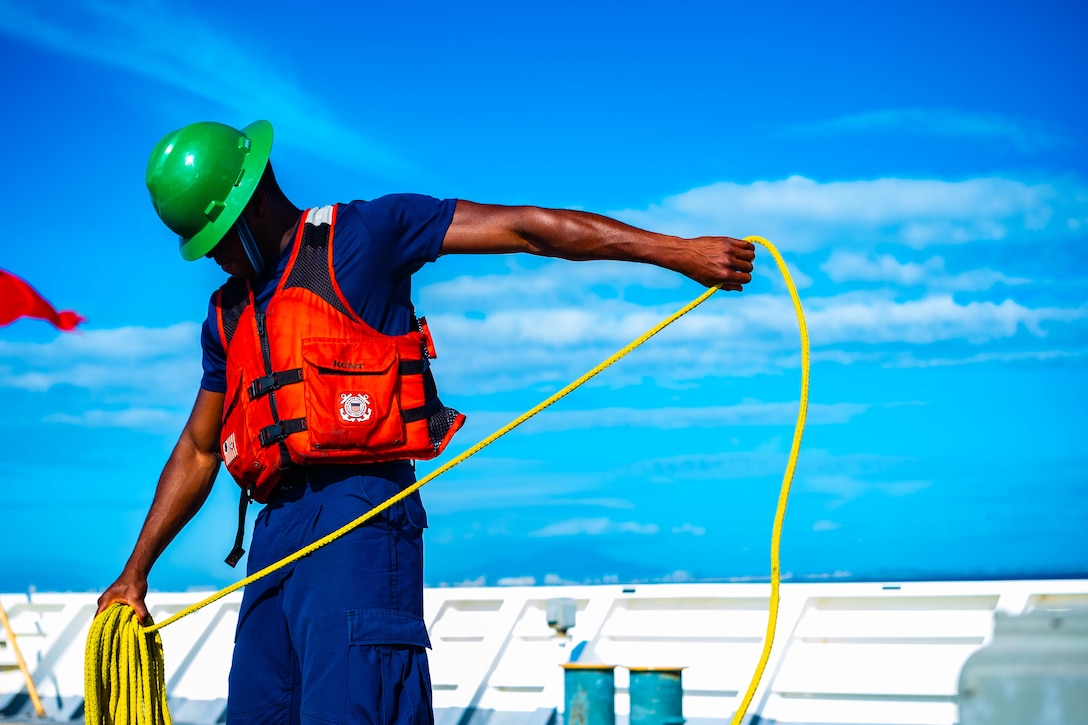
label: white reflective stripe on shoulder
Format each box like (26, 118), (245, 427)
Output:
(306, 205), (335, 227)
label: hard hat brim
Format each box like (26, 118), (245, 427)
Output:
(178, 120), (275, 261)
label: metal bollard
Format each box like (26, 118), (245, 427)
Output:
(562, 663), (616, 725)
(628, 667), (685, 725)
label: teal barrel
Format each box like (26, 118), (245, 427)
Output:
(629, 668), (685, 725)
(562, 664), (616, 725)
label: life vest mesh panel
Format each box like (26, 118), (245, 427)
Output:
(219, 277), (251, 346)
(282, 217), (353, 318)
(428, 406), (461, 449)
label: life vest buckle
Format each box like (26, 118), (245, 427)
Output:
(248, 368), (304, 400)
(258, 417), (307, 447)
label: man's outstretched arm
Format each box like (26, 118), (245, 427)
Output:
(96, 388), (225, 622)
(441, 201), (755, 290)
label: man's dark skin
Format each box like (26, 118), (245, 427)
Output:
(97, 170), (755, 622)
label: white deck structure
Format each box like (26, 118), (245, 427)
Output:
(2, 579), (1087, 724)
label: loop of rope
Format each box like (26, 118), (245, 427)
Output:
(84, 602), (171, 725)
(729, 236), (810, 725)
(84, 235), (808, 725)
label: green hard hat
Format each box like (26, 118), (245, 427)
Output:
(145, 120), (274, 261)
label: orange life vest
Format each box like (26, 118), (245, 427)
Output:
(214, 204), (465, 503)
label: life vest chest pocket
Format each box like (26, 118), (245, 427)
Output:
(301, 337), (406, 451)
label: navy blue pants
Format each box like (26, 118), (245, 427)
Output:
(226, 464), (434, 724)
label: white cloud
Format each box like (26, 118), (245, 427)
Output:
(0, 0), (409, 176)
(419, 464), (630, 514)
(421, 260), (681, 311)
(0, 323), (199, 363)
(797, 475), (933, 506)
(787, 109), (1071, 153)
(629, 448), (918, 486)
(808, 294), (1087, 345)
(424, 285), (1086, 395)
(822, 250), (935, 283)
(821, 251), (1030, 291)
(0, 323), (202, 400)
(461, 402), (867, 436)
(609, 175), (1082, 250)
(886, 349), (1081, 368)
(625, 449), (794, 484)
(672, 523), (706, 536)
(43, 407), (186, 433)
(879, 481), (932, 497)
(530, 517), (660, 537)
(418, 173), (1087, 394)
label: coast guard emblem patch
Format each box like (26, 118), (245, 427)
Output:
(222, 433), (238, 465)
(339, 393), (373, 423)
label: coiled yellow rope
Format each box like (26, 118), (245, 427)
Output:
(84, 235), (807, 725)
(84, 603), (171, 725)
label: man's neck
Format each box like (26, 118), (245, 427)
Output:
(261, 201), (302, 259)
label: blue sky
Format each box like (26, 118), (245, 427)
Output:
(1, 0), (1085, 593)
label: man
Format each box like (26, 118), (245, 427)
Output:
(97, 120), (755, 724)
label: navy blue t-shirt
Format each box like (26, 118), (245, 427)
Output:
(200, 194), (456, 392)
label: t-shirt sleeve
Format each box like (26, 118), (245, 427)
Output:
(341, 194), (455, 278)
(200, 297), (228, 393)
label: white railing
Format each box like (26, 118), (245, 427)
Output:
(2, 579), (1087, 724)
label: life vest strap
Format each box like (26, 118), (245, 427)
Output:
(402, 398), (442, 425)
(248, 368), (304, 400)
(258, 418), (308, 447)
(224, 490), (250, 568)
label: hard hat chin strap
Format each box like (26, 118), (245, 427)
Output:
(235, 216), (266, 278)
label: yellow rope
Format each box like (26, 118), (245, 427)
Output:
(84, 602), (170, 725)
(84, 235), (808, 725)
(729, 237), (810, 724)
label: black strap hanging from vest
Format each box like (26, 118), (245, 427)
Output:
(224, 489), (250, 568)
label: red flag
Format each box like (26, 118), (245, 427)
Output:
(0, 269), (85, 331)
